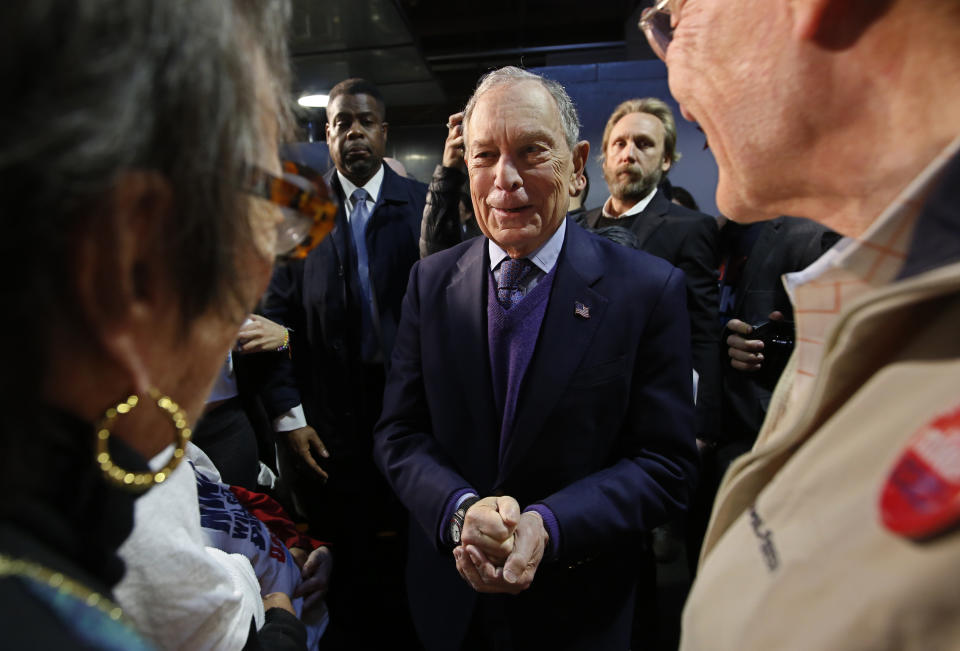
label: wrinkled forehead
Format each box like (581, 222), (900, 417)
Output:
(466, 80), (565, 146)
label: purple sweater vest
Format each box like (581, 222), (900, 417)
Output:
(487, 265), (557, 463)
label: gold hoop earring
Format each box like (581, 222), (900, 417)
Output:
(95, 388), (192, 492)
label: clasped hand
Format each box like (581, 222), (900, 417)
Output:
(453, 495), (548, 595)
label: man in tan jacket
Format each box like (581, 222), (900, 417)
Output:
(640, 0), (960, 647)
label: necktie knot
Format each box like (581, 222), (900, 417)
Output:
(351, 187), (369, 208)
(497, 258), (532, 309)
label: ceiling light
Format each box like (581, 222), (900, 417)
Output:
(298, 94), (329, 108)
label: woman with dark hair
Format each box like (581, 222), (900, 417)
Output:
(0, 0), (316, 647)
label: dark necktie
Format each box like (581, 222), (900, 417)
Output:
(497, 258), (532, 309)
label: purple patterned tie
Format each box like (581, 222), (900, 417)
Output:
(497, 258), (532, 309)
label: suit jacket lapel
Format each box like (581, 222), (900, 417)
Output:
(369, 163), (402, 227)
(584, 207), (602, 229)
(446, 238), (499, 487)
(496, 222), (608, 484)
(324, 169), (351, 270)
(376, 164), (408, 201)
(632, 190), (670, 248)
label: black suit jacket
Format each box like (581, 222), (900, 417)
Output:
(373, 221), (698, 650)
(231, 345), (300, 456)
(585, 190), (721, 439)
(262, 164), (426, 469)
(720, 216), (841, 443)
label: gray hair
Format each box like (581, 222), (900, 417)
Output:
(462, 66), (581, 151)
(0, 0), (292, 425)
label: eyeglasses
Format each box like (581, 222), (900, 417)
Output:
(245, 160), (338, 258)
(639, 0), (683, 61)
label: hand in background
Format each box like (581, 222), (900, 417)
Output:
(284, 426), (329, 480)
(292, 545), (332, 610)
(441, 111), (466, 171)
(237, 314), (289, 354)
(726, 310), (783, 372)
(262, 592), (297, 616)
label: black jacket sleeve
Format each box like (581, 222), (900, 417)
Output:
(241, 609), (307, 651)
(676, 215), (722, 441)
(419, 165), (469, 258)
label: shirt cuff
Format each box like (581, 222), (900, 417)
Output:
(524, 504), (560, 561)
(272, 404), (306, 432)
(439, 489), (477, 547)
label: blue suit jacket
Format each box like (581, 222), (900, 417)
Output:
(263, 164), (425, 464)
(373, 220), (698, 649)
(586, 191), (721, 440)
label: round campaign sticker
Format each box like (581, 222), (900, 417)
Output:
(880, 403), (960, 539)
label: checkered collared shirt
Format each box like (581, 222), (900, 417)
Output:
(757, 136), (960, 447)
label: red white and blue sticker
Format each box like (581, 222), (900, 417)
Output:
(880, 403), (960, 539)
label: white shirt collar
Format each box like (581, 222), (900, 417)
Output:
(488, 218), (567, 275)
(602, 186), (658, 219)
(338, 164), (384, 218)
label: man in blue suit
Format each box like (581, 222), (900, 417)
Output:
(263, 78), (426, 647)
(373, 67), (698, 650)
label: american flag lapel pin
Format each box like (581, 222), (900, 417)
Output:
(574, 301), (590, 319)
